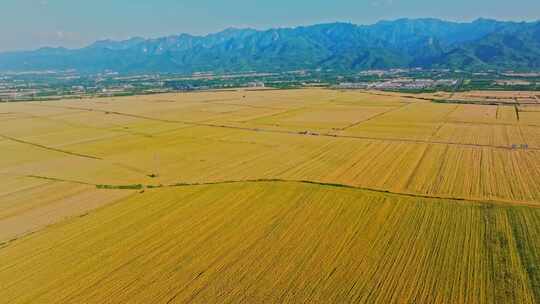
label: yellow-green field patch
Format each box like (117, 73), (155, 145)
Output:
(0, 182), (538, 303)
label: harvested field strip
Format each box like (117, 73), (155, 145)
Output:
(0, 134), (102, 160)
(0, 182), (538, 303)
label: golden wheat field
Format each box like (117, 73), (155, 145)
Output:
(0, 88), (539, 303)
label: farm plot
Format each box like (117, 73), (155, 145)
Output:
(0, 180), (130, 242)
(341, 102), (458, 141)
(0, 182), (538, 303)
(403, 145), (540, 203)
(0, 133), (154, 186)
(446, 104), (499, 124)
(520, 126), (540, 148)
(2, 89), (540, 202)
(497, 105), (519, 123)
(431, 123), (526, 148)
(520, 111), (540, 126)
(1, 89), (540, 303)
(24, 111), (539, 205)
(331, 90), (413, 106)
(246, 105), (398, 132)
(447, 91), (539, 104)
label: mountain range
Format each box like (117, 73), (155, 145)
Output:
(1, 18), (539, 73)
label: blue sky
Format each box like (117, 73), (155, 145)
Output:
(1, 0), (539, 51)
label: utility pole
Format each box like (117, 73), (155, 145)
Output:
(153, 153), (160, 178)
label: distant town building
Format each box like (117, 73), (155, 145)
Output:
(247, 81), (265, 88)
(335, 78), (457, 90)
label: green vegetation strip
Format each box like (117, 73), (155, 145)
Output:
(508, 209), (540, 303)
(35, 177), (533, 208)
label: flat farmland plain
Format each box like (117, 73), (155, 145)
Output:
(2, 182), (539, 303)
(0, 89), (539, 303)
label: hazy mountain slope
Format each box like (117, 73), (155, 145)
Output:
(0, 19), (538, 73)
(429, 22), (540, 69)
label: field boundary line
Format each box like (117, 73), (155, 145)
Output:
(0, 134), (102, 160)
(429, 104), (460, 140)
(335, 102), (413, 131)
(213, 102), (285, 111)
(238, 106), (308, 123)
(26, 174), (538, 208)
(168, 179), (540, 208)
(26, 175), (96, 186)
(401, 144), (431, 190)
(345, 90), (432, 101)
(410, 119), (538, 128)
